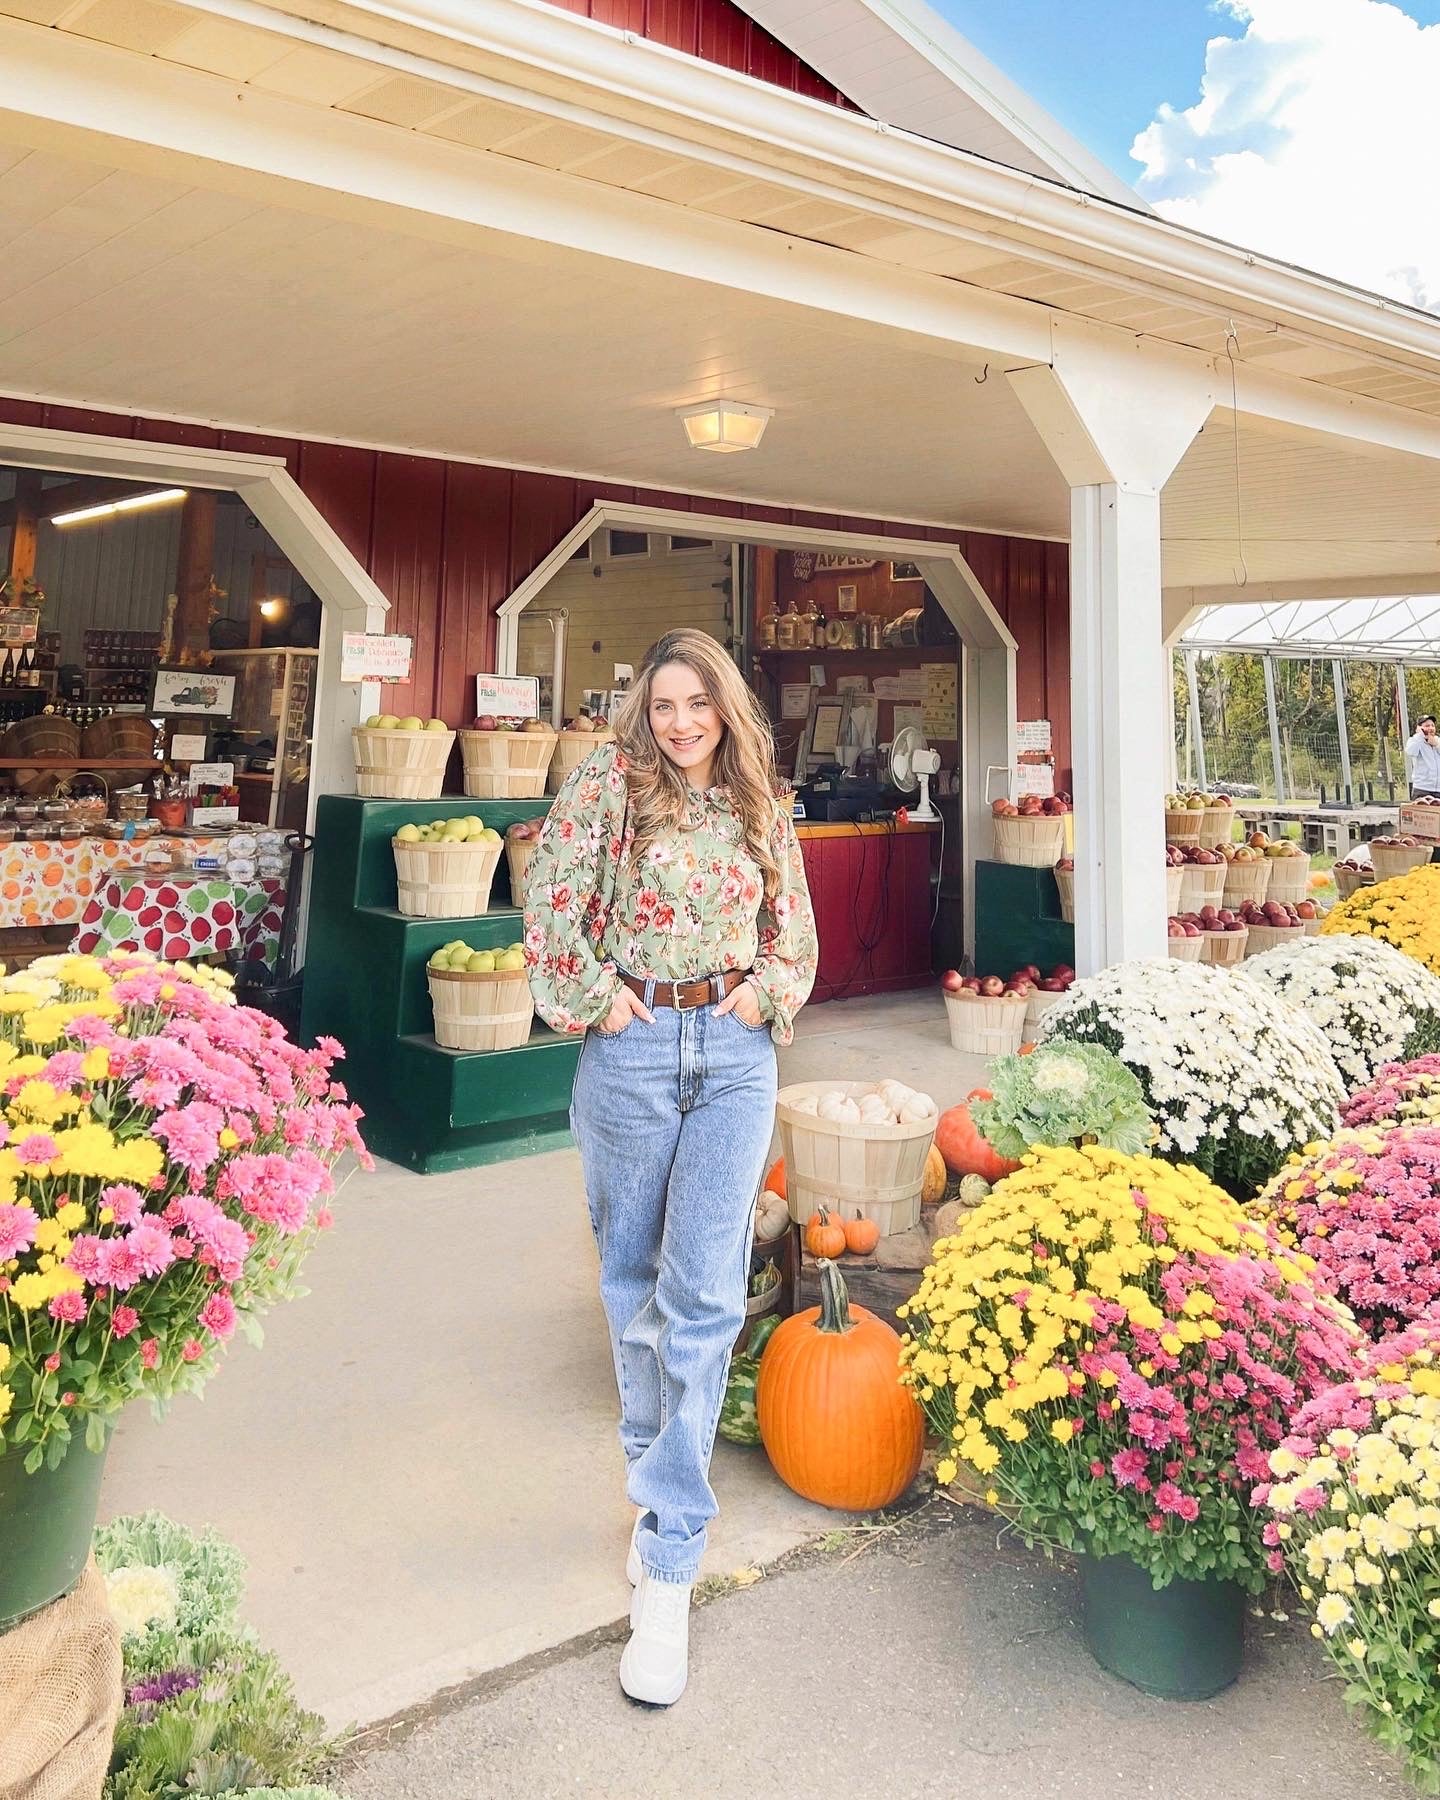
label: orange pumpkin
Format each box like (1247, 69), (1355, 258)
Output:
(805, 1206), (846, 1259)
(934, 1090), (1020, 1184)
(843, 1210), (881, 1256)
(763, 1156), (786, 1201)
(758, 1258), (924, 1511)
(1017, 1042), (1037, 1056)
(920, 1143), (947, 1205)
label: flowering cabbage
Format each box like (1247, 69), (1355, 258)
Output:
(1261, 1323), (1440, 1791)
(1036, 957), (1344, 1198)
(899, 1145), (1360, 1590)
(1342, 1055), (1440, 1132)
(0, 954), (369, 1470)
(1238, 933), (1440, 1090)
(1252, 1127), (1440, 1338)
(1321, 861), (1440, 975)
(968, 1041), (1153, 1161)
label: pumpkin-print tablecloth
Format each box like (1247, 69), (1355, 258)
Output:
(0, 835), (230, 930)
(71, 873), (286, 965)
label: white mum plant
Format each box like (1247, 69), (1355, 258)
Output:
(1037, 957), (1344, 1197)
(1237, 932), (1440, 1092)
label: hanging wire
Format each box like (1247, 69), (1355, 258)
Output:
(1224, 321), (1250, 589)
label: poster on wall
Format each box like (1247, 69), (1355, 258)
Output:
(922, 662), (958, 739)
(149, 667), (237, 719)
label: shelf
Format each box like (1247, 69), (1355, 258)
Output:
(0, 758), (163, 770)
(754, 645), (950, 659)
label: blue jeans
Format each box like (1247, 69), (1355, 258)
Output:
(571, 998), (777, 1586)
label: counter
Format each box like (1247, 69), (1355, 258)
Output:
(796, 818), (938, 1004)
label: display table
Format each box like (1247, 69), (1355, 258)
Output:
(72, 872), (285, 966)
(0, 834), (233, 930)
(795, 819), (938, 1004)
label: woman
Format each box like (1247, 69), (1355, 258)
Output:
(1406, 715), (1440, 801)
(524, 629), (817, 1707)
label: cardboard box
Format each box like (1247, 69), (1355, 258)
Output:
(1399, 803), (1440, 842)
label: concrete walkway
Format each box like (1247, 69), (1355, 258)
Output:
(344, 1504), (1412, 1800)
(99, 989), (987, 1727)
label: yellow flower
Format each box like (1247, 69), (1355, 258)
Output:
(935, 1458), (957, 1486)
(1051, 1419), (1076, 1444)
(55, 1201), (86, 1232)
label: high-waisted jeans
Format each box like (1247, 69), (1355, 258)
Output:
(570, 998), (777, 1586)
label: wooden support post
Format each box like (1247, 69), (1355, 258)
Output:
(5, 472), (40, 595)
(172, 491), (217, 665)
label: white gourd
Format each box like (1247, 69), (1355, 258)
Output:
(897, 1092), (938, 1124)
(789, 1093), (821, 1116)
(876, 1079), (916, 1112)
(858, 1095), (893, 1124)
(816, 1092), (851, 1122)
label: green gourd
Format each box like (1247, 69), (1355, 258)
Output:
(718, 1313), (782, 1446)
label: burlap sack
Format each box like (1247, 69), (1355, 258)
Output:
(0, 1558), (120, 1800)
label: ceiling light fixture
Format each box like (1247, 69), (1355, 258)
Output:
(51, 487), (188, 527)
(259, 598), (285, 620)
(676, 401), (773, 453)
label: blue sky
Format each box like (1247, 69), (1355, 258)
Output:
(935, 0), (1440, 183)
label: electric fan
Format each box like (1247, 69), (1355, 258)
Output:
(888, 725), (940, 821)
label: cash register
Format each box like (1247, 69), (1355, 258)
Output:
(795, 760), (893, 822)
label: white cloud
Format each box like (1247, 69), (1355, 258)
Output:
(1131, 0), (1440, 310)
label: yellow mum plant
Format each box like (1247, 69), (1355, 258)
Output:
(1321, 862), (1440, 976)
(899, 1144), (1359, 1589)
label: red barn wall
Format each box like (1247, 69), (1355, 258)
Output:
(0, 398), (1071, 788)
(538, 0), (858, 109)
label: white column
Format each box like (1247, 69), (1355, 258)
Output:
(1069, 484), (1170, 973)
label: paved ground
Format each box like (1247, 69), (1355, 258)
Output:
(99, 988), (987, 1726)
(343, 1502), (1414, 1800)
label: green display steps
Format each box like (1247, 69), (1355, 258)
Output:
(301, 791), (580, 1174)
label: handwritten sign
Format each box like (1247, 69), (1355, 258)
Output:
(1017, 718), (1052, 753)
(341, 632), (413, 682)
(474, 673), (540, 720)
(922, 662), (958, 740)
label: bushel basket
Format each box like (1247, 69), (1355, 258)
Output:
(1165, 808), (1202, 844)
(1167, 934), (1204, 961)
(547, 727), (614, 794)
(1243, 921), (1306, 956)
(1371, 842), (1434, 881)
(992, 815), (1066, 867)
(1263, 853), (1311, 905)
(459, 729), (556, 800)
(944, 989), (1027, 1057)
(1202, 928), (1247, 966)
(353, 727), (454, 800)
(428, 965), (534, 1051)
(775, 1079), (936, 1237)
(393, 835), (501, 919)
(1221, 859), (1270, 907)
(1053, 866), (1074, 922)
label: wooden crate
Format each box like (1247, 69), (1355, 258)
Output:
(793, 1205), (947, 1331)
(775, 1079), (936, 1236)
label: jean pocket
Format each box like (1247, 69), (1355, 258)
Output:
(725, 1007), (771, 1036)
(589, 1020), (633, 1040)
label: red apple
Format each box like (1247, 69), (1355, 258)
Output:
(978, 976), (1005, 997)
(473, 713), (498, 731)
(961, 976), (983, 992)
(940, 969), (966, 994)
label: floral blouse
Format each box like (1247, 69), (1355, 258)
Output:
(523, 741), (818, 1045)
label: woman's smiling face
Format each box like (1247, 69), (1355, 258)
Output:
(648, 660), (723, 787)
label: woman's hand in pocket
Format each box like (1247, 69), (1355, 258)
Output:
(595, 988), (655, 1037)
(715, 981), (766, 1030)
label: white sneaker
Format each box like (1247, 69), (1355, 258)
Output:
(619, 1575), (691, 1707)
(626, 1511), (643, 1588)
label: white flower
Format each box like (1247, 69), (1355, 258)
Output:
(104, 1562), (179, 1638)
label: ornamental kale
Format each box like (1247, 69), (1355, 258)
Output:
(969, 1041), (1154, 1161)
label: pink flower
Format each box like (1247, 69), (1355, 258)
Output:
(47, 1290), (87, 1324)
(181, 1338), (204, 1363)
(1111, 1449), (1149, 1486)
(197, 1292), (237, 1339)
(125, 1221), (175, 1280)
(315, 1207), (334, 1231)
(12, 1132), (57, 1167)
(110, 1305), (140, 1339)
(43, 1352), (60, 1372)
(0, 1201), (38, 1260)
(101, 1184), (145, 1227)
(96, 1238), (143, 1292)
(1175, 1494), (1200, 1523)
(139, 1337), (159, 1370)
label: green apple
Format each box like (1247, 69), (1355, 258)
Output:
(397, 715), (424, 732)
(480, 828), (502, 845)
(395, 823), (421, 843)
(463, 815), (484, 834)
(441, 823), (468, 841)
(375, 714), (399, 730)
(448, 947), (475, 970)
(498, 949), (525, 972)
(364, 713), (384, 729)
(509, 941), (524, 953)
(424, 718), (449, 733)
(466, 950), (496, 973)
(428, 949), (448, 969)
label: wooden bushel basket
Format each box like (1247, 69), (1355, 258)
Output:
(428, 965), (534, 1051)
(459, 730), (556, 799)
(1263, 853), (1312, 904)
(775, 1079), (937, 1236)
(1167, 934), (1205, 961)
(1333, 865), (1374, 900)
(944, 989), (1028, 1057)
(1371, 843), (1434, 882)
(1201, 805), (1236, 846)
(993, 815), (1066, 868)
(1202, 928), (1248, 967)
(1166, 808), (1202, 844)
(505, 835), (539, 907)
(1177, 863), (1226, 912)
(392, 835), (501, 919)
(546, 728), (615, 795)
(1054, 866), (1074, 922)
(1243, 922), (1306, 957)
(1221, 859), (1270, 908)
(80, 715), (157, 762)
(352, 727), (454, 800)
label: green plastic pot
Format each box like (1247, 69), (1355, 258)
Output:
(0, 1439), (109, 1632)
(1079, 1555), (1244, 1700)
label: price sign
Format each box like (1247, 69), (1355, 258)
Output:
(340, 632), (414, 682)
(474, 674), (540, 720)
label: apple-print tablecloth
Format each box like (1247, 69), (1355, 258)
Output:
(0, 835), (231, 930)
(71, 873), (286, 965)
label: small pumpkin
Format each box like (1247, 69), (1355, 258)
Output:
(958, 1172), (993, 1208)
(763, 1155), (786, 1201)
(934, 1090), (1021, 1184)
(843, 1209), (881, 1256)
(755, 1187), (791, 1242)
(757, 1258), (924, 1511)
(805, 1206), (846, 1259)
(920, 1143), (947, 1205)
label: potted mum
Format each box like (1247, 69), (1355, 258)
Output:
(1036, 957), (1345, 1197)
(967, 1041), (1154, 1161)
(1261, 1320), (1440, 1791)
(0, 953), (369, 1630)
(1238, 933), (1440, 1090)
(1252, 1126), (1440, 1338)
(899, 1144), (1359, 1697)
(1320, 861), (1440, 975)
(1341, 1054), (1440, 1130)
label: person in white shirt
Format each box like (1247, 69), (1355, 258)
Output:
(1406, 716), (1440, 799)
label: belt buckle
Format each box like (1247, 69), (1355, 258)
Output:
(675, 980), (706, 1011)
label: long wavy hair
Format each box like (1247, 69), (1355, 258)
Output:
(613, 629), (784, 900)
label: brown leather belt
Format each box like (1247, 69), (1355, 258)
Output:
(621, 969), (750, 1011)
